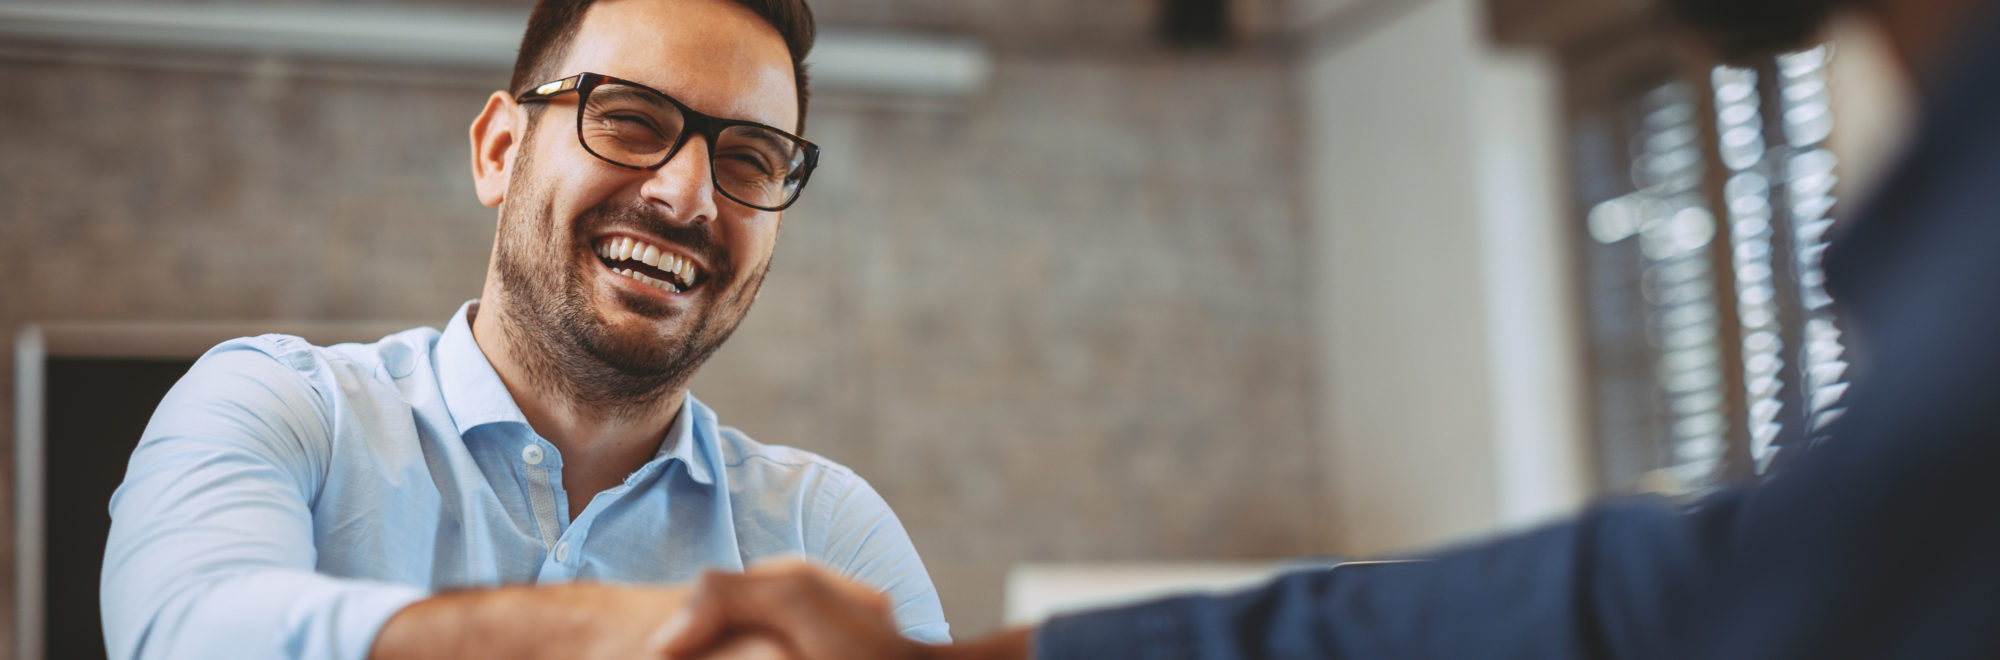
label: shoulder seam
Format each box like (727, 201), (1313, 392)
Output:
(205, 334), (342, 503)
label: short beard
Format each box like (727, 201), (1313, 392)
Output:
(489, 141), (768, 421)
(1661, 0), (1866, 62)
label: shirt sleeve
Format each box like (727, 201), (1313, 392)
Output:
(806, 468), (952, 644)
(1034, 392), (2000, 659)
(1032, 519), (1609, 659)
(101, 341), (426, 660)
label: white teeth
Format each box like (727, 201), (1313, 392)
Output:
(613, 265), (680, 294)
(598, 237), (697, 290)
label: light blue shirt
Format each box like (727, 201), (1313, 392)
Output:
(101, 301), (949, 660)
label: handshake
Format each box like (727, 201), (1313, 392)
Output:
(372, 559), (1031, 660)
(655, 560), (1033, 660)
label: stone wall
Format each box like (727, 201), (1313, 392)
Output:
(0, 0), (1327, 645)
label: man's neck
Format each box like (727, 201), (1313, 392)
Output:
(468, 299), (685, 498)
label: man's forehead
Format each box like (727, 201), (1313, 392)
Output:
(559, 0), (799, 130)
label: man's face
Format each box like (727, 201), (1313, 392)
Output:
(492, 0), (798, 402)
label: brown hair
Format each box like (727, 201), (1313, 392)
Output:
(510, 0), (816, 132)
(1659, 0), (1860, 63)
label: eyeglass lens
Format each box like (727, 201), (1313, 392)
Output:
(581, 82), (809, 209)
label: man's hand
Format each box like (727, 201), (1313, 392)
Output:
(659, 560), (1034, 660)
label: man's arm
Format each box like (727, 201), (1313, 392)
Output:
(102, 345), (693, 660)
(368, 583), (692, 660)
(103, 346), (427, 660)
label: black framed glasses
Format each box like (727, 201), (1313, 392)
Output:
(516, 72), (820, 212)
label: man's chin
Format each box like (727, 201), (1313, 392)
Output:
(577, 320), (691, 377)
(605, 283), (682, 320)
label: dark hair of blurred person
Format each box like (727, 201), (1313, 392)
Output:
(1658, 0), (1865, 61)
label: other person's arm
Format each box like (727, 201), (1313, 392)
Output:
(662, 400), (2000, 658)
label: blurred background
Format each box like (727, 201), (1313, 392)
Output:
(0, 0), (1914, 655)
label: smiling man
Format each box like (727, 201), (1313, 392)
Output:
(99, 1), (949, 658)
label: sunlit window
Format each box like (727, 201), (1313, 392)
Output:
(1576, 46), (1852, 496)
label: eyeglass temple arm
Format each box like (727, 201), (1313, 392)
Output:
(515, 76), (583, 103)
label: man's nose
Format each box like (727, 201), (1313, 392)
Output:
(640, 136), (720, 223)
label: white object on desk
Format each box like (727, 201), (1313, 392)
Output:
(1003, 561), (1327, 626)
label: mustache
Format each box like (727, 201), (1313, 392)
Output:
(574, 199), (730, 274)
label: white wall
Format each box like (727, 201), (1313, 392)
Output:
(1300, 0), (1587, 556)
(1473, 46), (1590, 532)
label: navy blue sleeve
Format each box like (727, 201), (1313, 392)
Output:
(1033, 514), (1614, 659)
(1035, 387), (2000, 660)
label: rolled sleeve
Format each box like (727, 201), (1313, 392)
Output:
(101, 342), (425, 660)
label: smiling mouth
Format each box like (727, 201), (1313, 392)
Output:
(594, 236), (701, 294)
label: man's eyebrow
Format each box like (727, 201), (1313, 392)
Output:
(595, 84), (675, 108)
(724, 129), (796, 154)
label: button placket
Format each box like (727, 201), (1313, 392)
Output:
(520, 441), (564, 554)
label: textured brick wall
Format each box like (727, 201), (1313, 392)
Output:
(0, 1), (1327, 644)
(700, 51), (1328, 634)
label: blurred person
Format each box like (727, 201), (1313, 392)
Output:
(98, 1), (951, 658)
(655, 0), (2000, 657)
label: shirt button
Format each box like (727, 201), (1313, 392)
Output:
(553, 541), (571, 563)
(521, 445), (545, 465)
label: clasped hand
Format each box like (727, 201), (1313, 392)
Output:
(659, 559), (1034, 660)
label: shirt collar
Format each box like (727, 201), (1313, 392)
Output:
(437, 300), (721, 487)
(660, 393), (720, 486)
(436, 300), (532, 436)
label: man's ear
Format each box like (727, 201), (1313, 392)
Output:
(470, 91), (523, 208)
